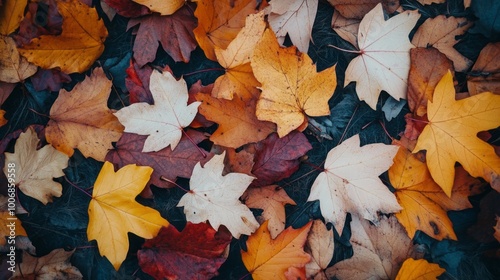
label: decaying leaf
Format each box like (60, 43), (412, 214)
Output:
(326, 215), (412, 280)
(467, 43), (500, 96)
(18, 0), (107, 73)
(242, 185), (296, 238)
(87, 161), (169, 270)
(251, 29), (337, 137)
(3, 127), (68, 205)
(46, 67), (124, 161)
(412, 16), (473, 72)
(177, 152), (259, 238)
(10, 249), (82, 280)
(307, 134), (401, 234)
(267, 0), (318, 53)
(305, 220), (334, 280)
(344, 3), (420, 110)
(0, 35), (37, 83)
(114, 70), (200, 152)
(0, 0), (27, 35)
(395, 258), (445, 280)
(413, 71), (500, 195)
(242, 220), (312, 280)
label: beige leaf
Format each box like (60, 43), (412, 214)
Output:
(305, 220), (334, 279)
(0, 35), (37, 83)
(3, 127), (68, 205)
(10, 249), (82, 280)
(467, 42), (500, 95)
(331, 11), (360, 48)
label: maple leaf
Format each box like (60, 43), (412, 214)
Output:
(413, 71), (500, 195)
(177, 152), (259, 238)
(395, 258), (445, 280)
(18, 0), (107, 73)
(389, 146), (486, 240)
(127, 4), (197, 66)
(103, 0), (150, 18)
(114, 70), (200, 152)
(138, 223), (232, 279)
(105, 130), (213, 196)
(10, 249), (82, 279)
(250, 131), (312, 187)
(326, 215), (412, 279)
(304, 220), (334, 279)
(13, 0), (63, 46)
(0, 35), (37, 83)
(331, 11), (360, 48)
(0, 0), (27, 35)
(45, 67), (124, 161)
(87, 161), (169, 270)
(125, 59), (154, 104)
(242, 220), (312, 280)
(3, 127), (68, 205)
(251, 28), (337, 137)
(194, 0), (263, 61)
(412, 16), (472, 72)
(195, 93), (276, 148)
(30, 68), (72, 92)
(132, 0), (184, 15)
(328, 0), (380, 19)
(213, 11), (266, 100)
(307, 134), (401, 234)
(242, 185), (296, 238)
(267, 0), (318, 53)
(344, 3), (419, 110)
(467, 43), (500, 96)
(407, 47), (454, 116)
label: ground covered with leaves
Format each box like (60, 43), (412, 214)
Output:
(1, 0), (500, 279)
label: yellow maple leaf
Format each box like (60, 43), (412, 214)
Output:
(251, 28), (337, 137)
(18, 0), (107, 73)
(242, 220), (312, 280)
(132, 0), (184, 15)
(395, 258), (445, 280)
(413, 71), (500, 195)
(87, 161), (169, 270)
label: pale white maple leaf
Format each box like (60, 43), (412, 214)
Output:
(177, 152), (259, 238)
(268, 0), (318, 53)
(307, 134), (401, 234)
(114, 70), (200, 152)
(344, 3), (420, 110)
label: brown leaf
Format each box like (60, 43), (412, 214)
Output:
(331, 11), (360, 48)
(102, 0), (150, 18)
(10, 249), (82, 280)
(0, 35), (37, 83)
(305, 220), (334, 279)
(467, 42), (500, 95)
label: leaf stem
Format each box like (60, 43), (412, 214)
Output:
(183, 68), (225, 77)
(328, 44), (362, 54)
(160, 176), (191, 193)
(64, 176), (92, 198)
(181, 129), (207, 158)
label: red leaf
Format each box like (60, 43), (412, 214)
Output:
(127, 4), (197, 66)
(138, 223), (232, 280)
(188, 80), (214, 128)
(250, 131), (312, 187)
(403, 113), (428, 141)
(105, 130), (213, 197)
(125, 59), (154, 104)
(102, 0), (150, 18)
(30, 68), (71, 92)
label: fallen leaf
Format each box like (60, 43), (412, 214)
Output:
(0, 35), (37, 83)
(251, 29), (337, 137)
(242, 185), (296, 238)
(188, 80), (215, 128)
(0, 110), (6, 127)
(194, 0), (262, 61)
(102, 0), (150, 18)
(46, 67), (124, 161)
(0, 196), (27, 245)
(307, 134), (401, 234)
(326, 215), (412, 280)
(125, 59), (154, 104)
(195, 93), (275, 148)
(467, 42), (500, 95)
(250, 131), (312, 187)
(470, 0), (500, 41)
(407, 47), (454, 116)
(267, 0), (318, 53)
(344, 3), (419, 110)
(132, 0), (184, 15)
(18, 0), (107, 73)
(114, 70), (200, 152)
(403, 113), (428, 141)
(29, 68), (72, 92)
(381, 97), (406, 121)
(413, 71), (500, 195)
(177, 152), (259, 238)
(87, 161), (169, 270)
(10, 249), (82, 280)
(13, 0), (63, 46)
(305, 220), (334, 280)
(389, 146), (485, 240)
(213, 11), (265, 100)
(331, 11), (360, 48)
(327, 0), (379, 19)
(3, 127), (68, 204)
(223, 147), (255, 175)
(138, 223), (232, 280)
(395, 258), (445, 280)
(242, 220), (312, 280)
(412, 16), (472, 72)
(0, 0), (27, 35)
(105, 130), (213, 196)
(127, 4), (197, 66)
